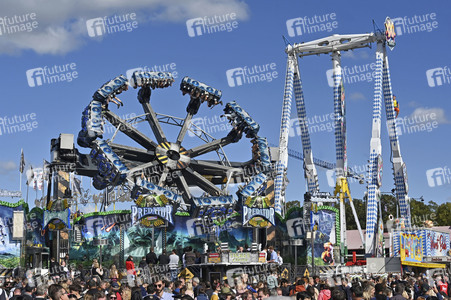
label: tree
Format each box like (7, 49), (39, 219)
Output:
(435, 202), (451, 226)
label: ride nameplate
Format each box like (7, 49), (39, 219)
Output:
(193, 195), (234, 207)
(228, 253), (251, 264)
(131, 205), (173, 225)
(208, 253), (221, 263)
(243, 206), (275, 226)
(135, 179), (183, 203)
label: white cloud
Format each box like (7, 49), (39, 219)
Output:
(349, 92), (366, 101)
(409, 107), (451, 124)
(408, 101), (420, 108)
(342, 50), (370, 60)
(0, 161), (17, 174)
(0, 0), (249, 55)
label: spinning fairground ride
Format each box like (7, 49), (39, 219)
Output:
(43, 71), (280, 268)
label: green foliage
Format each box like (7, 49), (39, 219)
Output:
(435, 202), (451, 226)
(344, 194), (450, 230)
(0, 257), (20, 268)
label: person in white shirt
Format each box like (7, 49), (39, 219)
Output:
(277, 251), (283, 265)
(168, 249), (180, 281)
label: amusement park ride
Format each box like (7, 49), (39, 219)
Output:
(46, 68), (278, 261)
(274, 17), (411, 258)
(39, 17), (412, 271)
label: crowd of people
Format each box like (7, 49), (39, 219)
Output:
(1, 250), (450, 300)
(1, 246), (450, 300)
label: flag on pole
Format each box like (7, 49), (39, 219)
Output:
(26, 166), (34, 185)
(43, 160), (50, 181)
(35, 169), (43, 191)
(19, 149), (25, 173)
(71, 173), (82, 195)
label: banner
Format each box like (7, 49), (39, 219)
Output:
(0, 189), (22, 198)
(0, 201), (26, 268)
(426, 230), (450, 257)
(400, 233), (423, 263)
(308, 208), (338, 266)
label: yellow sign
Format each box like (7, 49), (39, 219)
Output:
(401, 261), (445, 269)
(179, 268), (194, 280)
(281, 268), (289, 279)
(304, 268), (310, 277)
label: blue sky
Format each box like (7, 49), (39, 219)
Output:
(0, 0), (450, 214)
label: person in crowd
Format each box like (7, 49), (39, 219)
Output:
(210, 283), (221, 300)
(125, 256), (136, 278)
(318, 282), (331, 300)
(35, 285), (48, 300)
(138, 257), (147, 270)
(352, 283), (365, 300)
(184, 281), (194, 299)
(267, 247), (278, 263)
(391, 284), (407, 300)
(50, 257), (61, 281)
(169, 250), (180, 282)
(184, 247), (196, 267)
(158, 250), (170, 266)
(49, 284), (70, 300)
(69, 284), (83, 300)
(145, 248), (158, 268)
(258, 287), (270, 299)
(191, 278), (200, 298)
(153, 280), (172, 300)
(91, 262), (104, 280)
(110, 265), (119, 282)
(277, 251), (283, 265)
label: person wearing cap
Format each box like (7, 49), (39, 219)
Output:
(220, 286), (234, 300)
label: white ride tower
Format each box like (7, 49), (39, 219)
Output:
(275, 18), (411, 258)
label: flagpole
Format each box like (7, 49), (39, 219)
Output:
(26, 183), (29, 205)
(19, 148), (24, 196)
(19, 171), (22, 196)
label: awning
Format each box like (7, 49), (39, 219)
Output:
(401, 261), (446, 269)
